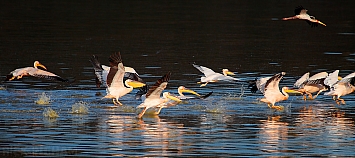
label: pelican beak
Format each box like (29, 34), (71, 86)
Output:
(226, 71), (236, 76)
(284, 89), (301, 94)
(318, 21), (326, 26)
(180, 88), (201, 96)
(36, 62), (47, 70)
(127, 80), (146, 88)
(166, 94), (182, 102)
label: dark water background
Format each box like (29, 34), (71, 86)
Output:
(0, 0), (355, 157)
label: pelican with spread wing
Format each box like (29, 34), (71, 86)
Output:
(98, 52), (145, 106)
(293, 72), (328, 100)
(5, 61), (68, 82)
(89, 55), (144, 88)
(193, 64), (239, 87)
(136, 72), (181, 118)
(258, 72), (290, 110)
(324, 70), (355, 105)
(283, 6), (326, 27)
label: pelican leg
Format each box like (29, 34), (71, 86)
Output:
(307, 93), (314, 100)
(17, 74), (24, 79)
(338, 98), (346, 105)
(112, 98), (123, 106)
(303, 95), (307, 101)
(271, 105), (284, 111)
(10, 76), (16, 81)
(155, 106), (164, 115)
(137, 107), (147, 119)
(313, 90), (324, 99)
(200, 82), (209, 87)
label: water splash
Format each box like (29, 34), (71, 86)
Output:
(71, 101), (89, 114)
(35, 92), (51, 105)
(223, 86), (245, 100)
(0, 86), (6, 90)
(43, 107), (59, 118)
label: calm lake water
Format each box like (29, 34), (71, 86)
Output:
(1, 0), (355, 157)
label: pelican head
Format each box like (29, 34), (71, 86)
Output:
(34, 61), (47, 70)
(178, 86), (200, 96)
(222, 69), (235, 76)
(125, 79), (146, 88)
(163, 92), (182, 102)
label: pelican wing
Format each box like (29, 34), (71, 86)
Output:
(294, 72), (309, 88)
(89, 55), (107, 87)
(309, 72), (328, 81)
(324, 70), (339, 87)
(307, 72), (328, 84)
(264, 72), (285, 95)
(256, 76), (272, 94)
(193, 64), (217, 77)
(106, 52), (125, 88)
(29, 68), (68, 82)
(339, 72), (355, 85)
(306, 20), (318, 27)
(145, 72), (171, 99)
(295, 6), (307, 15)
(178, 92), (213, 100)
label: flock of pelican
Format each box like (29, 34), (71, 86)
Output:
(3, 6), (351, 118)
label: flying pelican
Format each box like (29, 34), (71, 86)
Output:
(193, 64), (239, 87)
(283, 6), (326, 27)
(293, 72), (328, 100)
(257, 72), (290, 110)
(99, 52), (146, 106)
(5, 61), (68, 82)
(136, 72), (182, 118)
(324, 70), (355, 105)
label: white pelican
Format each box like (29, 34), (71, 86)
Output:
(324, 70), (355, 105)
(99, 52), (146, 106)
(5, 61), (68, 82)
(257, 72), (290, 110)
(293, 72), (328, 100)
(136, 72), (182, 118)
(283, 6), (326, 27)
(193, 64), (239, 87)
(89, 55), (144, 88)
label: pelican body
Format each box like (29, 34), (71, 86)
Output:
(136, 72), (181, 118)
(293, 72), (328, 100)
(5, 61), (68, 82)
(94, 52), (145, 106)
(324, 70), (355, 105)
(193, 64), (239, 87)
(283, 6), (326, 27)
(258, 72), (289, 110)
